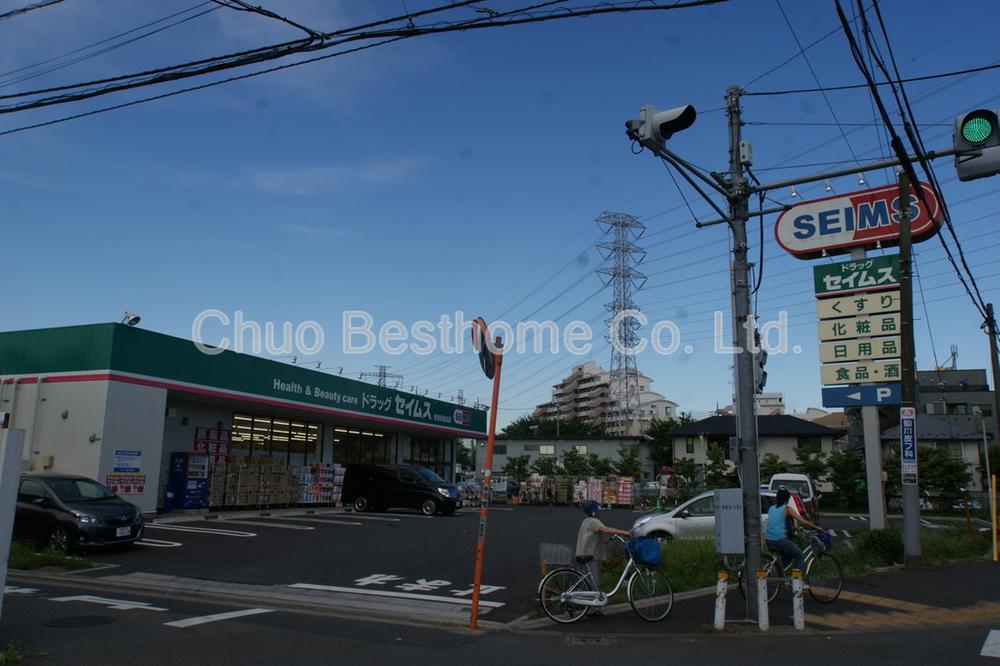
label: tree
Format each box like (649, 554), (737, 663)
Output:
(704, 442), (736, 488)
(759, 453), (790, 482)
(501, 415), (607, 438)
(614, 444), (643, 479)
(455, 440), (473, 471)
(501, 454), (530, 481)
(560, 448), (590, 476)
(827, 450), (867, 510)
(645, 417), (676, 470)
(587, 453), (615, 476)
(884, 445), (972, 497)
(531, 456), (562, 476)
(794, 447), (828, 485)
(672, 457), (699, 487)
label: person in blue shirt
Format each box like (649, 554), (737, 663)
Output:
(765, 488), (825, 572)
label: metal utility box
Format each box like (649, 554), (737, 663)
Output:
(714, 488), (745, 555)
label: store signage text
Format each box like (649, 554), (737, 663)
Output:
(775, 182), (940, 258)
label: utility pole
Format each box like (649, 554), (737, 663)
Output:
(725, 85), (763, 617)
(897, 172), (921, 567)
(985, 304), (1000, 447)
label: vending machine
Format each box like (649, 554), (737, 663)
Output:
(169, 452), (210, 509)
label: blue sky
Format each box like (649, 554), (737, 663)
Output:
(3, 0), (1000, 425)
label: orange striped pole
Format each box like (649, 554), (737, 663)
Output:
(469, 335), (502, 630)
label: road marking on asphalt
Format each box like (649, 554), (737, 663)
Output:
(4, 586), (38, 595)
(848, 516), (865, 521)
(134, 538), (183, 548)
(146, 524), (256, 537)
(211, 520), (315, 530)
(50, 595), (168, 611)
(288, 583), (505, 608)
(326, 515), (399, 523)
(981, 629), (1000, 658)
(273, 517), (363, 526)
(164, 608), (275, 628)
(919, 519), (942, 529)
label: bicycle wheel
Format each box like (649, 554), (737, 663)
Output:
(627, 567), (673, 622)
(736, 560), (782, 603)
(805, 551), (843, 603)
(538, 568), (591, 624)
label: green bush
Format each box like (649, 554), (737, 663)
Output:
(922, 529), (992, 565)
(0, 641), (23, 665)
(851, 528), (903, 567)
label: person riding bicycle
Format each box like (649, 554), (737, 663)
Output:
(576, 500), (631, 586)
(765, 488), (825, 573)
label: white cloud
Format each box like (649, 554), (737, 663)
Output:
(247, 157), (424, 194)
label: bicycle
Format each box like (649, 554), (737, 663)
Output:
(537, 535), (673, 623)
(736, 530), (843, 604)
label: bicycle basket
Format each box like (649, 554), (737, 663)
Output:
(814, 531), (833, 552)
(626, 537), (661, 567)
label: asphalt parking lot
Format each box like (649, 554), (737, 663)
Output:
(66, 504), (876, 624)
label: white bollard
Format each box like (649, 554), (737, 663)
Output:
(756, 569), (769, 631)
(714, 571), (728, 631)
(791, 569), (804, 630)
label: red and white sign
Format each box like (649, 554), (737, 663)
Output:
(775, 182), (940, 259)
(105, 473), (146, 495)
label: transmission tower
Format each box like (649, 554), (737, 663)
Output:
(359, 364), (403, 389)
(595, 211), (646, 436)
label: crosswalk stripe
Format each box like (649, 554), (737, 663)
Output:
(164, 608), (274, 628)
(981, 629), (1000, 658)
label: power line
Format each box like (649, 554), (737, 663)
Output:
(0, 0), (67, 22)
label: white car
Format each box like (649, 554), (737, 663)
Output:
(631, 490), (778, 542)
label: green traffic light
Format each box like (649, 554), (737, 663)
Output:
(962, 115), (995, 144)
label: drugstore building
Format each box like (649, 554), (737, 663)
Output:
(0, 323), (488, 512)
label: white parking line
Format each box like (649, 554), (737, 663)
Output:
(146, 524), (256, 537)
(164, 608), (275, 628)
(288, 583), (505, 608)
(134, 538), (183, 548)
(4, 586), (38, 595)
(50, 595), (168, 611)
(273, 517), (363, 526)
(210, 520), (315, 530)
(326, 515), (399, 523)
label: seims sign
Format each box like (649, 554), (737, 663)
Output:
(775, 182), (940, 259)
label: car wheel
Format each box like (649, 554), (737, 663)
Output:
(420, 499), (438, 516)
(649, 530), (673, 545)
(353, 496), (371, 512)
(47, 525), (73, 555)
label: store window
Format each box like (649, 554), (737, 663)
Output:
(574, 445), (587, 454)
(332, 428), (395, 465)
(231, 413), (321, 464)
(405, 436), (452, 480)
(539, 445), (555, 455)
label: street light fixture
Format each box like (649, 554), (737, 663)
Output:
(121, 311), (141, 327)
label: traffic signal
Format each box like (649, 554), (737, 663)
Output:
(626, 104), (696, 148)
(954, 109), (1000, 182)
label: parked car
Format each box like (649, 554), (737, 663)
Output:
(341, 464), (461, 516)
(767, 473), (818, 518)
(631, 490), (782, 542)
(14, 474), (145, 553)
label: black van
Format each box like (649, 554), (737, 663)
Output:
(341, 464), (461, 516)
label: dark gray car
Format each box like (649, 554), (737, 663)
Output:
(14, 474), (144, 553)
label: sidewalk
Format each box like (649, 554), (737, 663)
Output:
(518, 559), (1000, 635)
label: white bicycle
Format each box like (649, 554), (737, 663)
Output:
(537, 535), (673, 623)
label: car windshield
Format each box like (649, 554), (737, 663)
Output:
(47, 478), (117, 502)
(775, 480), (810, 498)
(415, 467), (447, 485)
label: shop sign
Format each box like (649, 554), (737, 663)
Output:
(900, 406), (918, 485)
(776, 182), (940, 259)
(814, 255), (899, 297)
(105, 472), (146, 495)
(819, 336), (900, 363)
(816, 289), (900, 320)
(113, 449), (142, 473)
(820, 359), (901, 385)
(818, 313), (900, 341)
